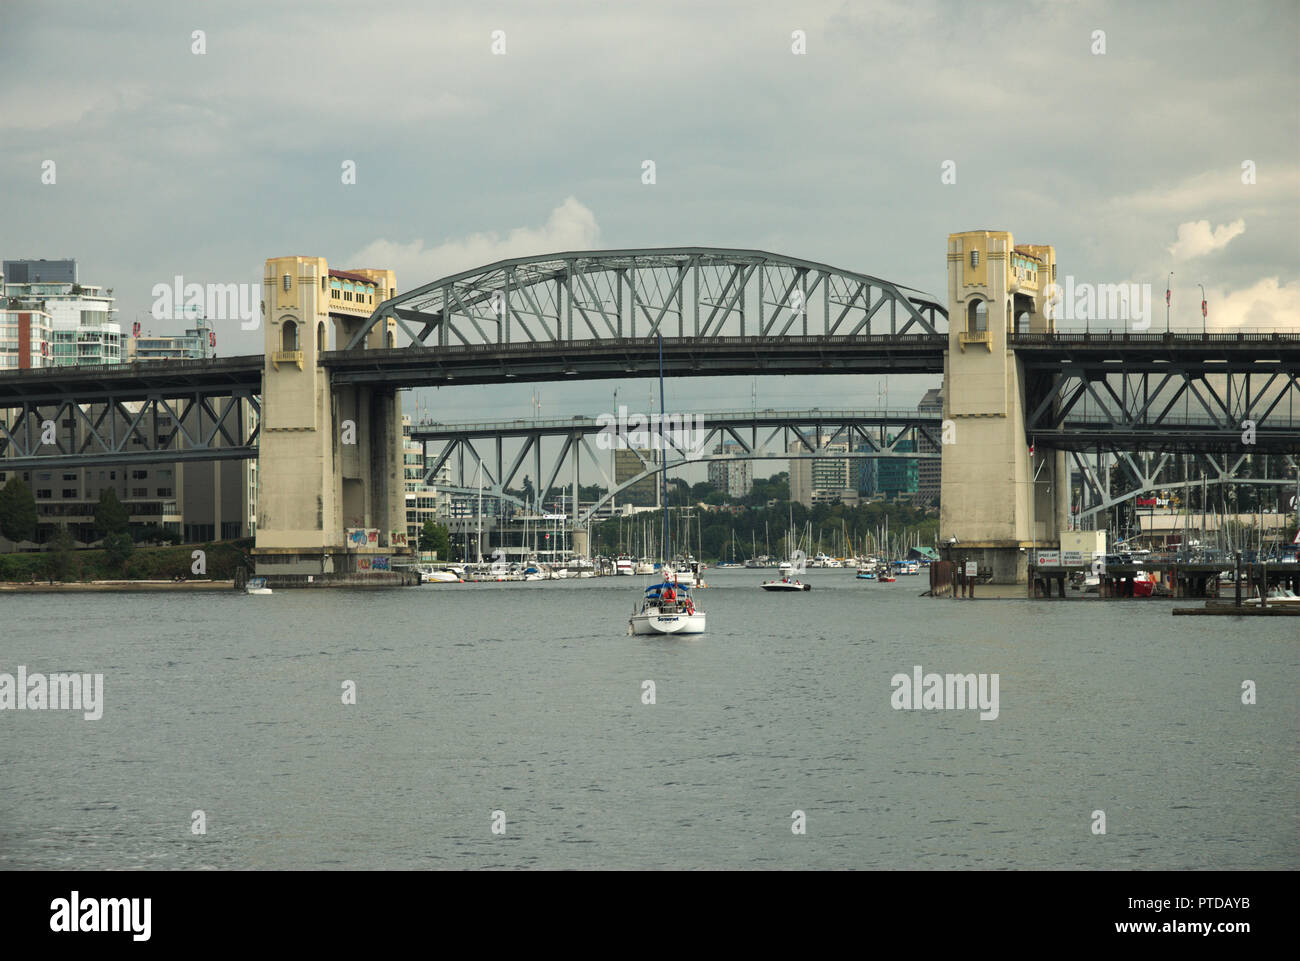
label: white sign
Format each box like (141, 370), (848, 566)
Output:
(964, 561), (978, 577)
(1035, 550), (1061, 566)
(1061, 550), (1085, 566)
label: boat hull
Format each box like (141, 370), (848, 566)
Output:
(629, 611), (707, 635)
(761, 581), (811, 591)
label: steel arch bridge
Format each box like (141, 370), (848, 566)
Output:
(343, 247), (949, 351)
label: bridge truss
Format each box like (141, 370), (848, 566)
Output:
(411, 409), (941, 525)
(1016, 339), (1300, 522)
(344, 248), (948, 350)
(0, 359), (262, 471)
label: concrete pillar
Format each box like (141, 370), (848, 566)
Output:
(940, 231), (1062, 584)
(253, 257), (407, 576)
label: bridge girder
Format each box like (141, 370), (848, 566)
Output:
(0, 392), (261, 471)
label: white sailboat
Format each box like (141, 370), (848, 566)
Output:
(628, 334), (706, 634)
(629, 578), (706, 635)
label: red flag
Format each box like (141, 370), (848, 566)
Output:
(1165, 287), (1170, 306)
(209, 331), (216, 348)
(132, 321), (141, 338)
(1201, 300), (1207, 318)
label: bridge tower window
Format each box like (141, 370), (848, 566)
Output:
(317, 322), (325, 351)
(282, 274), (291, 292)
(967, 299), (987, 333)
(970, 250), (979, 269)
(282, 320), (299, 351)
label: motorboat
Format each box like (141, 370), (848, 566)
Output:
(666, 566), (697, 588)
(634, 559), (656, 575)
(1245, 587), (1300, 606)
(415, 564), (463, 583)
(615, 555), (635, 576)
(629, 580), (706, 635)
(856, 567), (876, 580)
(1132, 570), (1156, 598)
(244, 576), (272, 595)
(761, 575), (811, 591)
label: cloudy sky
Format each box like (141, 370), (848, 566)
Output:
(3, 0), (1297, 428)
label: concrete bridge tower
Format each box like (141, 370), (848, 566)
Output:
(940, 231), (1070, 583)
(252, 256), (408, 579)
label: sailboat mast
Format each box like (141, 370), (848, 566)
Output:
(658, 333), (669, 564)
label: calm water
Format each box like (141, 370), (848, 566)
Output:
(2, 569), (1296, 870)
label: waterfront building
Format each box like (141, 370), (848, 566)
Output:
(3, 260), (122, 367)
(789, 440), (854, 507)
(614, 447), (659, 505)
(402, 414), (451, 547)
(0, 307), (53, 369)
(877, 435), (919, 501)
(707, 441), (752, 498)
(916, 388), (943, 505)
(127, 321), (215, 361)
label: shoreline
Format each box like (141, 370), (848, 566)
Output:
(0, 580), (235, 592)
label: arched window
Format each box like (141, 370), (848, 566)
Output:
(385, 330), (395, 349)
(1015, 310), (1031, 335)
(317, 322), (325, 351)
(967, 299), (987, 333)
(282, 319), (298, 351)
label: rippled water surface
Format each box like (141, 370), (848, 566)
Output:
(2, 569), (1296, 869)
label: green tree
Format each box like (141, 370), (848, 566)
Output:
(94, 488), (129, 538)
(419, 519), (452, 558)
(49, 524), (76, 581)
(104, 532), (134, 576)
(0, 477), (39, 544)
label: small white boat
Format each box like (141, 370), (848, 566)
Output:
(629, 580), (706, 635)
(666, 568), (696, 588)
(615, 555), (635, 576)
(634, 560), (656, 575)
(1245, 587), (1300, 606)
(421, 568), (462, 583)
(761, 575), (811, 592)
(244, 576), (272, 595)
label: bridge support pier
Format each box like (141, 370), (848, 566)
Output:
(251, 257), (408, 581)
(940, 231), (1066, 584)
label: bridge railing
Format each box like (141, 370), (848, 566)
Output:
(1012, 329), (1300, 344)
(409, 408), (938, 433)
(1059, 413), (1300, 428)
(333, 332), (949, 355)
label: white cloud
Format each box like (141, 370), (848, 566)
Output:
(347, 197), (601, 285)
(1167, 219), (1246, 260)
(1203, 276), (1300, 330)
